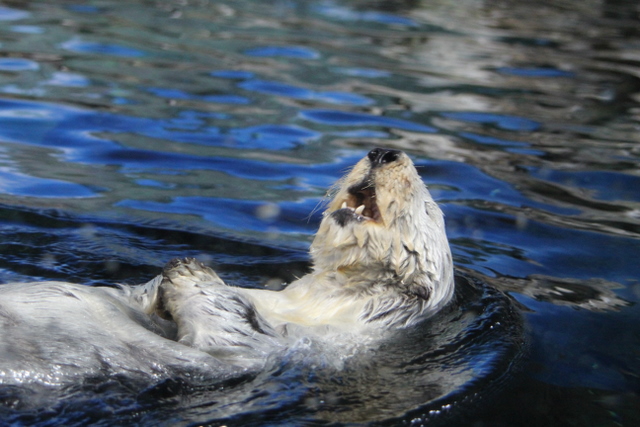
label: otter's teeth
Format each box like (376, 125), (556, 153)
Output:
(341, 201), (348, 209)
(354, 205), (365, 215)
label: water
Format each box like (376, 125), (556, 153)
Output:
(0, 0), (638, 425)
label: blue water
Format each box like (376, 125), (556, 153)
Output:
(0, 0), (639, 425)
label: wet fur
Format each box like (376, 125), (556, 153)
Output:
(0, 149), (454, 385)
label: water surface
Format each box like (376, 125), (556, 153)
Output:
(0, 0), (639, 425)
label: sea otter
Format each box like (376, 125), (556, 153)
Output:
(0, 148), (454, 385)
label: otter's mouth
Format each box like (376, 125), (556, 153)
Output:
(331, 180), (381, 227)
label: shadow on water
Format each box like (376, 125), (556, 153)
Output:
(0, 0), (639, 425)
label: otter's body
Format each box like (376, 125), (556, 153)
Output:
(0, 278), (232, 386)
(0, 149), (454, 386)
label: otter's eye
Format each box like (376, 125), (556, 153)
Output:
(368, 148), (400, 166)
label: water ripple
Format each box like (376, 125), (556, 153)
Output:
(301, 109), (437, 133)
(314, 2), (418, 27)
(495, 67), (576, 78)
(244, 46), (320, 59)
(0, 58), (39, 72)
(239, 79), (374, 105)
(0, 0), (638, 424)
(442, 112), (541, 132)
(0, 168), (98, 198)
(60, 38), (146, 58)
(0, 5), (29, 21)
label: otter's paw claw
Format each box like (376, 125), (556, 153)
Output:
(162, 257), (223, 288)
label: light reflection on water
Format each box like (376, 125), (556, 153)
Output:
(0, 0), (639, 425)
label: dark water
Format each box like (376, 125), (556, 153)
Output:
(0, 0), (638, 425)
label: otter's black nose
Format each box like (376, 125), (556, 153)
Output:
(368, 148), (401, 167)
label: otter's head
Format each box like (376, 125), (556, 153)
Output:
(310, 148), (454, 309)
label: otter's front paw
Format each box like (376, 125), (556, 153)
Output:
(162, 257), (224, 289)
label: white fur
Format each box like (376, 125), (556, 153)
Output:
(0, 149), (454, 385)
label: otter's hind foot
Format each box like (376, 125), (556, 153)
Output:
(162, 257), (224, 289)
